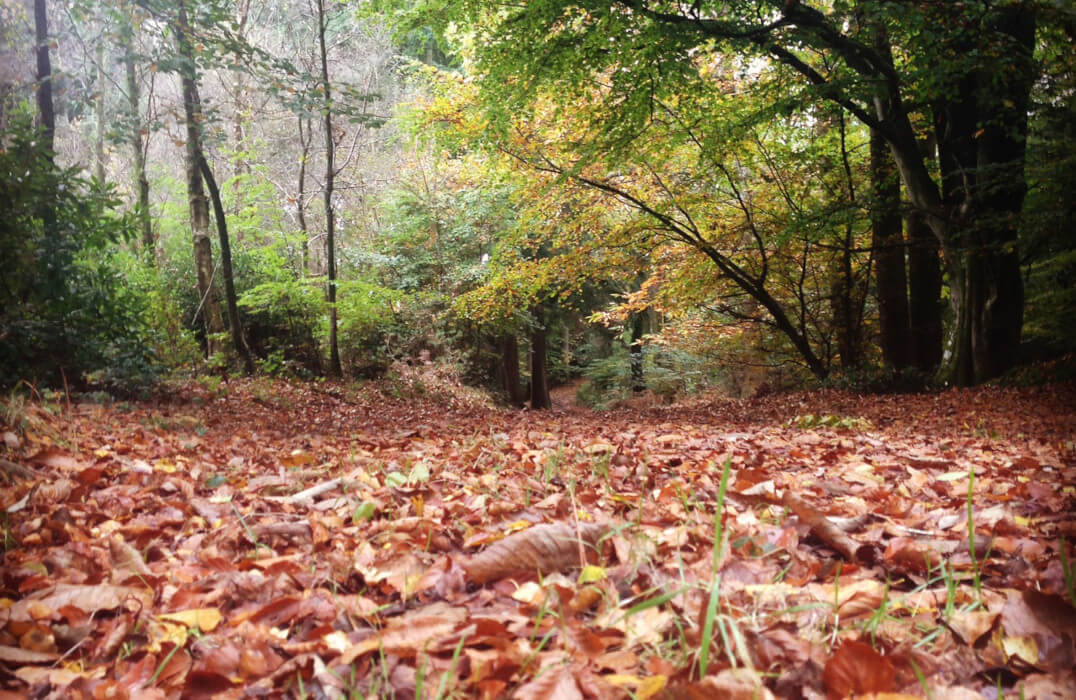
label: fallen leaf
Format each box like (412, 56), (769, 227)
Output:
(158, 608), (223, 632)
(823, 639), (896, 699)
(514, 663), (583, 700)
(464, 521), (609, 584)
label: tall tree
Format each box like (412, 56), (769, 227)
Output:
(174, 0), (252, 371)
(33, 0), (60, 303)
(316, 0), (342, 376)
(499, 335), (524, 407)
(119, 7), (154, 256)
(173, 0), (228, 358)
(870, 128), (911, 371)
(33, 0), (54, 157)
(431, 0), (1047, 384)
(529, 304), (551, 409)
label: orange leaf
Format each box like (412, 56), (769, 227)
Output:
(823, 639), (896, 699)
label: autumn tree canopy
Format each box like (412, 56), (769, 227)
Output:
(0, 0), (1073, 393)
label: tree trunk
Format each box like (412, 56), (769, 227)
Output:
(198, 155), (254, 373)
(931, 7), (1033, 385)
(230, 0), (252, 217)
(905, 207), (943, 372)
(530, 305), (551, 410)
(33, 0), (60, 310)
(499, 335), (524, 407)
(829, 109), (866, 369)
(124, 28), (154, 258)
(94, 40), (106, 184)
(296, 114), (311, 276)
(630, 312), (645, 392)
(33, 0), (54, 157)
(317, 0), (342, 376)
(870, 128), (911, 370)
(175, 0), (225, 357)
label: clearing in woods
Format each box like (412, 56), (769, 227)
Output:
(1, 375), (1074, 698)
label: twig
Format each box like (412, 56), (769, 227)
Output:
(264, 477), (344, 505)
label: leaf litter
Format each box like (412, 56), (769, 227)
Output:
(0, 378), (1074, 698)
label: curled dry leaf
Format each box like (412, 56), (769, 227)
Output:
(783, 492), (876, 564)
(339, 602), (468, 665)
(109, 535), (153, 580)
(0, 457), (38, 482)
(33, 477), (74, 505)
(0, 644), (59, 663)
(2, 584), (153, 624)
(463, 521), (610, 584)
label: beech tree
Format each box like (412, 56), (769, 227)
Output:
(424, 0), (1062, 385)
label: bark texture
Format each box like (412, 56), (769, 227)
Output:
(870, 128), (911, 370)
(317, 0), (342, 376)
(175, 0), (226, 356)
(530, 306), (551, 410)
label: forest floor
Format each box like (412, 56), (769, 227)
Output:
(1, 371), (1075, 699)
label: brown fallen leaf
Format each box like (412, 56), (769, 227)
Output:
(947, 609), (999, 646)
(29, 448), (85, 471)
(663, 669), (776, 700)
(998, 589), (1076, 672)
(0, 457), (39, 482)
(823, 639), (897, 700)
(514, 663), (584, 700)
(3, 584), (153, 623)
(464, 521), (610, 584)
(1015, 670), (1076, 700)
(0, 644), (60, 663)
(110, 535), (154, 580)
(339, 602), (468, 664)
(783, 492), (876, 564)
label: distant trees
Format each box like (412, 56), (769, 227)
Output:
(4, 0), (1070, 393)
(422, 0), (1069, 385)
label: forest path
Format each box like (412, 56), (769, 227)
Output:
(1, 378), (1074, 698)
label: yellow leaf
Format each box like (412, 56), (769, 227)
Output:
(148, 619), (189, 652)
(153, 459), (176, 473)
(158, 608), (223, 632)
(1001, 634), (1038, 665)
(604, 674), (644, 688)
(637, 675), (668, 700)
(94, 448), (110, 458)
(578, 565), (606, 584)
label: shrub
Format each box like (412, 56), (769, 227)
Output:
(0, 106), (158, 391)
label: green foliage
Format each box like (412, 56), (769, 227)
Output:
(0, 107), (158, 391)
(577, 345), (716, 408)
(112, 250), (202, 373)
(234, 237), (325, 376)
(335, 280), (411, 375)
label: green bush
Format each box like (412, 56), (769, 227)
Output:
(335, 280), (413, 376)
(0, 106), (158, 391)
(577, 344), (716, 408)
